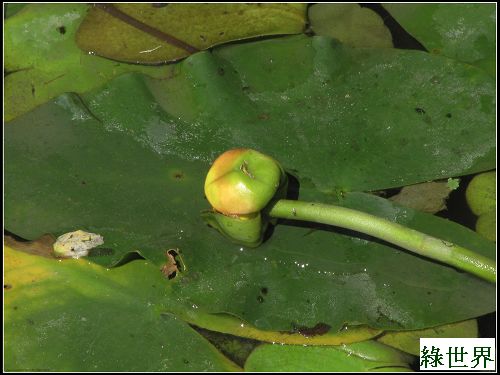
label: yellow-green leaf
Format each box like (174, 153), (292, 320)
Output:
(377, 320), (478, 355)
(244, 341), (413, 372)
(163, 307), (382, 346)
(76, 3), (306, 64)
(4, 3), (174, 122)
(4, 243), (242, 371)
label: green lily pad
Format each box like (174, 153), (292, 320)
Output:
(309, 3), (393, 48)
(383, 3), (496, 76)
(4, 244), (241, 372)
(6, 31), (495, 191)
(4, 3), (175, 122)
(5, 34), (496, 333)
(5, 92), (496, 331)
(147, 35), (495, 192)
(76, 3), (306, 64)
(244, 341), (413, 372)
(170, 189), (495, 332)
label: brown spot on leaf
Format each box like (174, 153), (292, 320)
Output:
(296, 323), (331, 337)
(161, 249), (184, 279)
(4, 233), (56, 258)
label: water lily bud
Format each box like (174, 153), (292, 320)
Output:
(204, 148), (284, 215)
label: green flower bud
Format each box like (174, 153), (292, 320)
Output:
(203, 148), (288, 247)
(204, 148), (285, 215)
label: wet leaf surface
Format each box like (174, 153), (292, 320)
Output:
(171, 190), (495, 331)
(5, 34), (496, 333)
(383, 3), (496, 76)
(4, 91), (496, 330)
(146, 35), (495, 192)
(76, 3), (306, 64)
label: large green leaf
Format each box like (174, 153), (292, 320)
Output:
(4, 3), (174, 122)
(383, 3), (496, 76)
(5, 34), (496, 333)
(171, 190), (495, 332)
(4, 245), (241, 372)
(4, 89), (495, 332)
(6, 32), (495, 190)
(76, 3), (306, 64)
(146, 35), (495, 192)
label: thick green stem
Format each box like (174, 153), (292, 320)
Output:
(268, 200), (496, 283)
